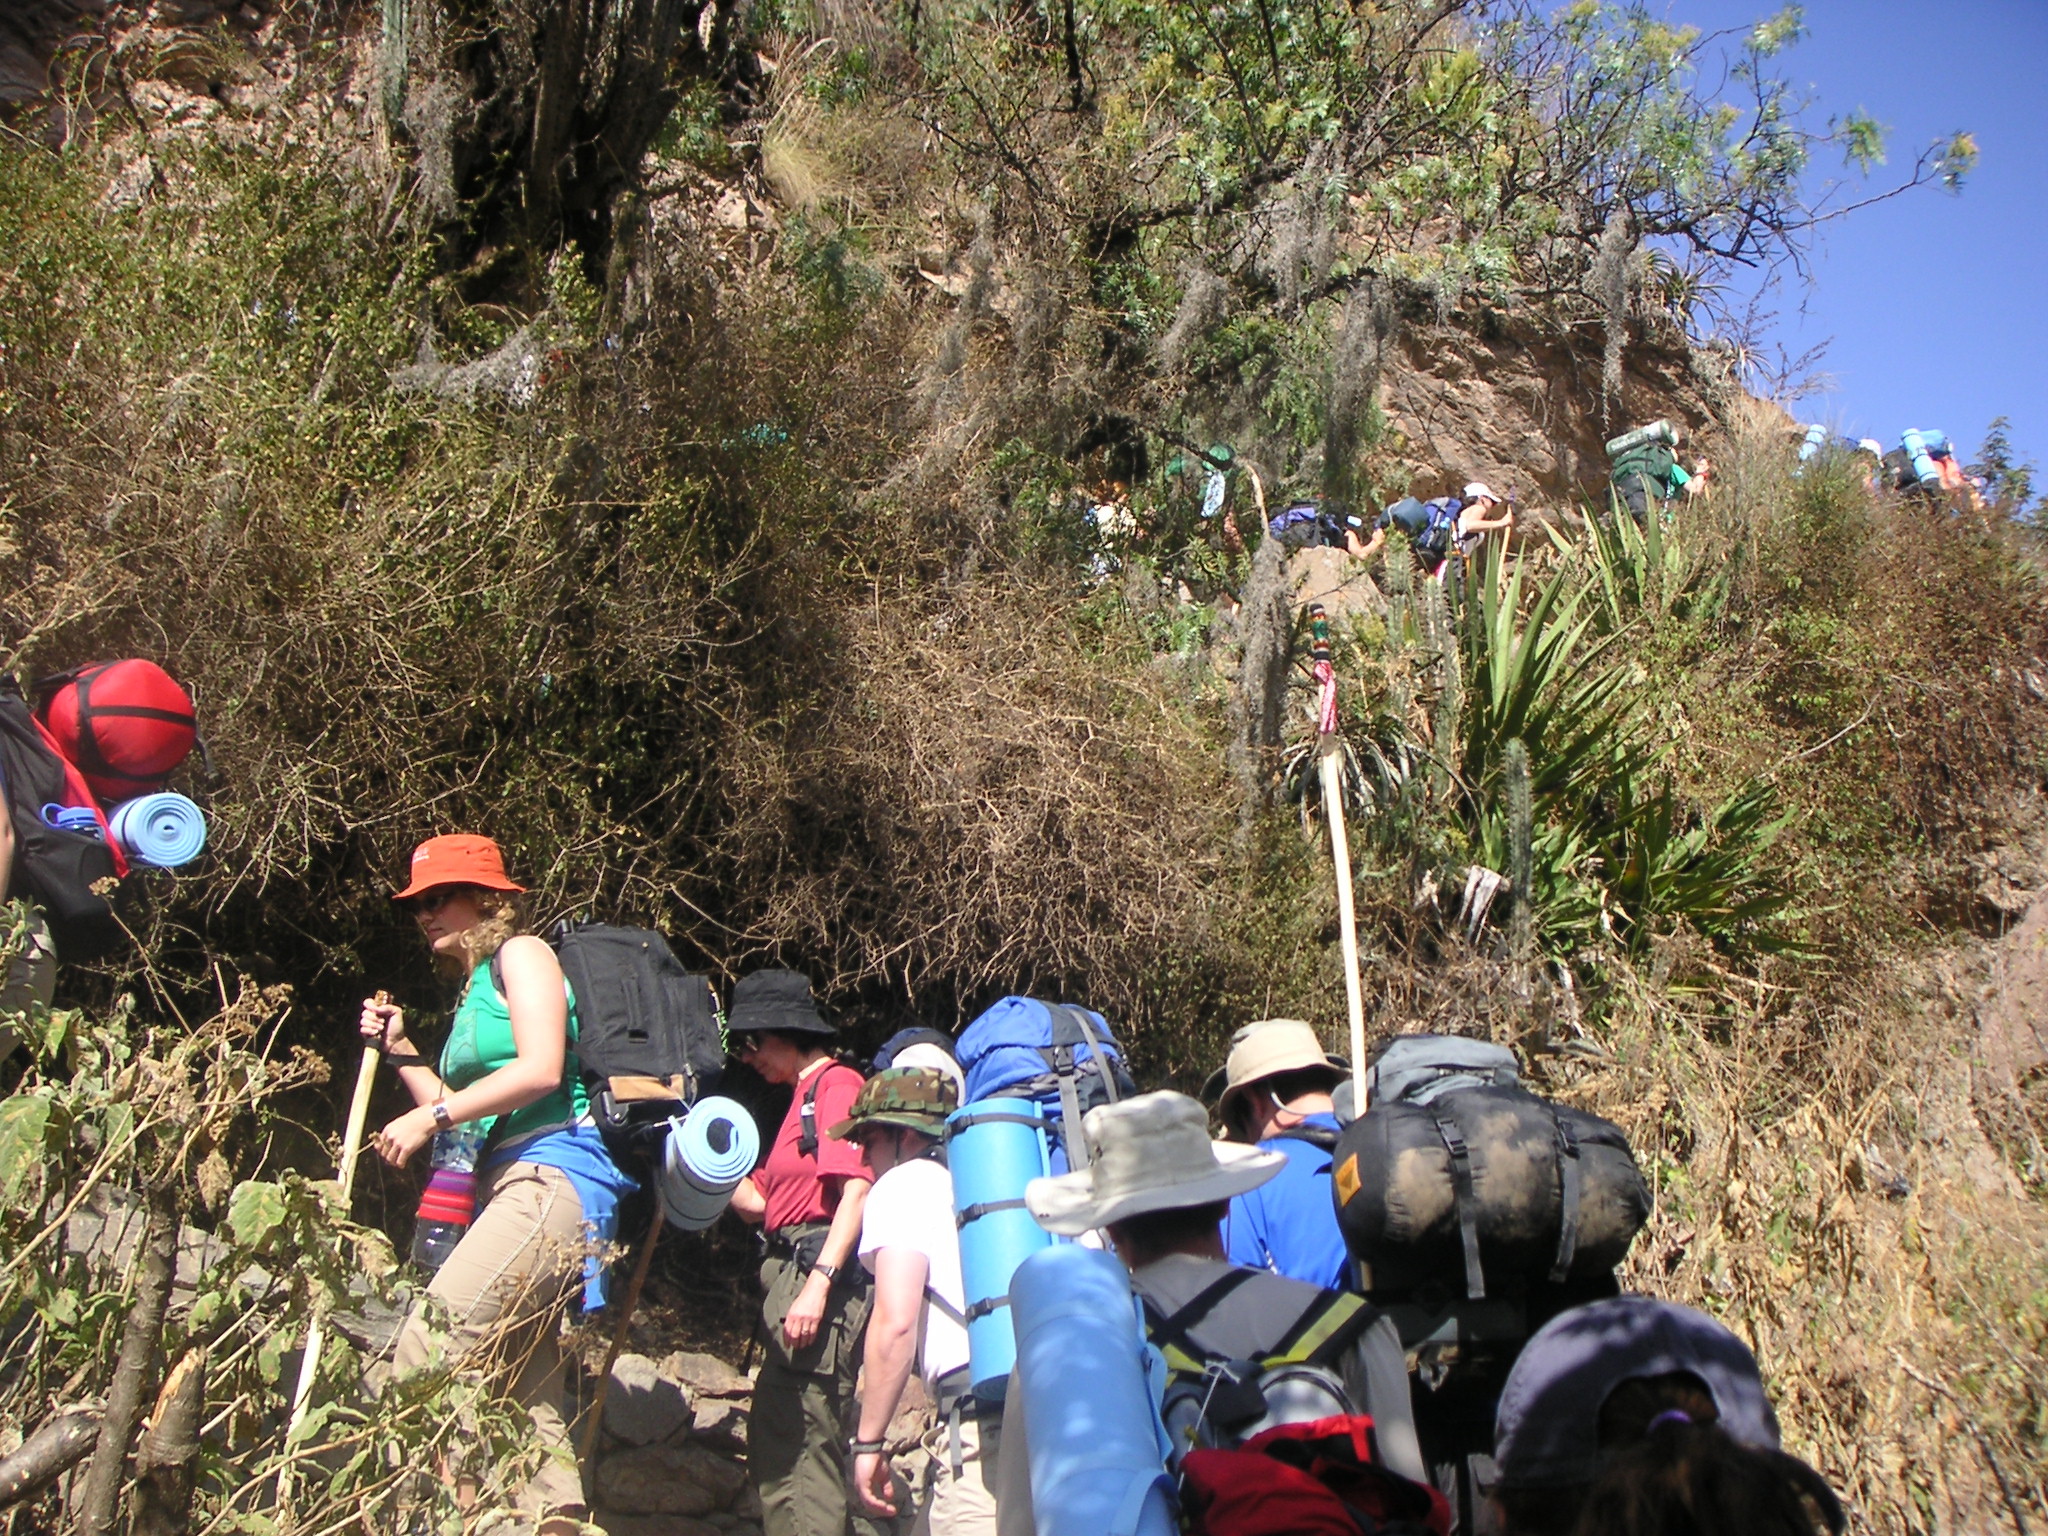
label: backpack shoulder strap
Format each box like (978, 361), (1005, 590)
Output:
(1140, 1268), (1260, 1373)
(796, 1065), (832, 1159)
(1043, 1004), (1106, 1163)
(1268, 1123), (1339, 1151)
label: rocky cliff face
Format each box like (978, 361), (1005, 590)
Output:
(1376, 303), (1737, 509)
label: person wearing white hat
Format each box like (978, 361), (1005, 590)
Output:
(1202, 1019), (1351, 1288)
(998, 1091), (1425, 1515)
(1455, 482), (1516, 566)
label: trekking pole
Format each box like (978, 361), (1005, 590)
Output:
(1309, 606), (1368, 1105)
(280, 991), (389, 1510)
(579, 1202), (666, 1469)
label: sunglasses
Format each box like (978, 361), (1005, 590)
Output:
(406, 887), (465, 916)
(732, 1033), (763, 1056)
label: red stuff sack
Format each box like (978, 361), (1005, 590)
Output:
(1181, 1416), (1450, 1536)
(38, 660), (197, 804)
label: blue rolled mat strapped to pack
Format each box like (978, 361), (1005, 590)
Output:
(1798, 423), (1829, 461)
(108, 792), (206, 869)
(1011, 1244), (1176, 1536)
(946, 1097), (1055, 1395)
(1902, 429), (1949, 487)
(659, 1095), (760, 1232)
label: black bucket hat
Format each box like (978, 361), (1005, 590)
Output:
(728, 968), (836, 1039)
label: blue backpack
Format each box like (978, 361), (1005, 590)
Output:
(1267, 501), (1347, 550)
(956, 997), (1136, 1170)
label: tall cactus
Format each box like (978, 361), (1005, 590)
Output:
(380, 0), (408, 129)
(1383, 537), (1413, 725)
(1419, 575), (1458, 802)
(1505, 736), (1534, 962)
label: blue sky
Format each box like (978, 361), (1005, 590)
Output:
(1664, 0), (2045, 477)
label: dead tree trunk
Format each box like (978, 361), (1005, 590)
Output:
(71, 1182), (180, 1536)
(130, 1348), (208, 1536)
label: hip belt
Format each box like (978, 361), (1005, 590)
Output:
(930, 1365), (1001, 1480)
(764, 1221), (832, 1265)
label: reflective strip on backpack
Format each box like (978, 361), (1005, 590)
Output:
(1266, 1291), (1370, 1368)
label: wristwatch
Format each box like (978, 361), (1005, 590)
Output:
(431, 1100), (455, 1130)
(812, 1261), (840, 1281)
(847, 1438), (885, 1455)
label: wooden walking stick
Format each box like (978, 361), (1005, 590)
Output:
(1308, 606), (1369, 1106)
(280, 991), (389, 1506)
(579, 1202), (666, 1467)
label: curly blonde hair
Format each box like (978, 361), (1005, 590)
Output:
(432, 887), (526, 981)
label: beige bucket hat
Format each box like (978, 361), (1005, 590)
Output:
(1201, 1018), (1348, 1121)
(1024, 1091), (1285, 1236)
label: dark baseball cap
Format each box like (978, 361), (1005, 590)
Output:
(1492, 1296), (1781, 1491)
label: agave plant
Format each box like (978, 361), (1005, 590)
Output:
(1448, 541), (1789, 957)
(1570, 500), (1733, 634)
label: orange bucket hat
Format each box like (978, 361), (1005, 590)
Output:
(391, 834), (525, 902)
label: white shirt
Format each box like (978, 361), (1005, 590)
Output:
(857, 1156), (971, 1387)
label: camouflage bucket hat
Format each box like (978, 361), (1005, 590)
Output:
(826, 1067), (958, 1140)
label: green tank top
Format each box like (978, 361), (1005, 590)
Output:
(439, 953), (588, 1146)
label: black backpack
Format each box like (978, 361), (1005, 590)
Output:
(0, 678), (125, 960)
(1332, 1036), (1649, 1304)
(495, 920), (725, 1175)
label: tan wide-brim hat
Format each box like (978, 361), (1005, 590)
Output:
(1025, 1090), (1285, 1236)
(1200, 1018), (1348, 1119)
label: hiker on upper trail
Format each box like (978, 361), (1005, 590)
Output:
(1606, 420), (1710, 525)
(1488, 1296), (1844, 1536)
(1342, 491), (1460, 575)
(1344, 484), (1511, 580)
(1453, 483), (1516, 563)
(837, 1067), (1003, 1536)
(1205, 1019), (1352, 1290)
(724, 970), (884, 1536)
(993, 1091), (1427, 1535)
(359, 833), (635, 1525)
(1880, 429), (1985, 512)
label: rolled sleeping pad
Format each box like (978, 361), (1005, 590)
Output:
(947, 1097), (1055, 1395)
(1798, 423), (1829, 462)
(1011, 1244), (1177, 1536)
(657, 1095), (760, 1232)
(1902, 429), (1943, 487)
(1603, 420), (1677, 459)
(108, 792), (206, 869)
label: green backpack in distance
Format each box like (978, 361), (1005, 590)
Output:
(1610, 440), (1676, 490)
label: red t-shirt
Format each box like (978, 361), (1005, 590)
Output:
(758, 1061), (871, 1233)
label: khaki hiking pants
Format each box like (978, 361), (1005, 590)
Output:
(392, 1160), (587, 1514)
(750, 1251), (892, 1536)
(913, 1412), (1001, 1536)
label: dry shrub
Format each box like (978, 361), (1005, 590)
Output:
(1538, 964), (2048, 1536)
(700, 578), (1240, 1035)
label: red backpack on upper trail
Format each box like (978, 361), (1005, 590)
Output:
(37, 660), (198, 804)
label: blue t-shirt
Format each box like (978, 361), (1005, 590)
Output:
(484, 1124), (637, 1311)
(1221, 1113), (1351, 1291)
